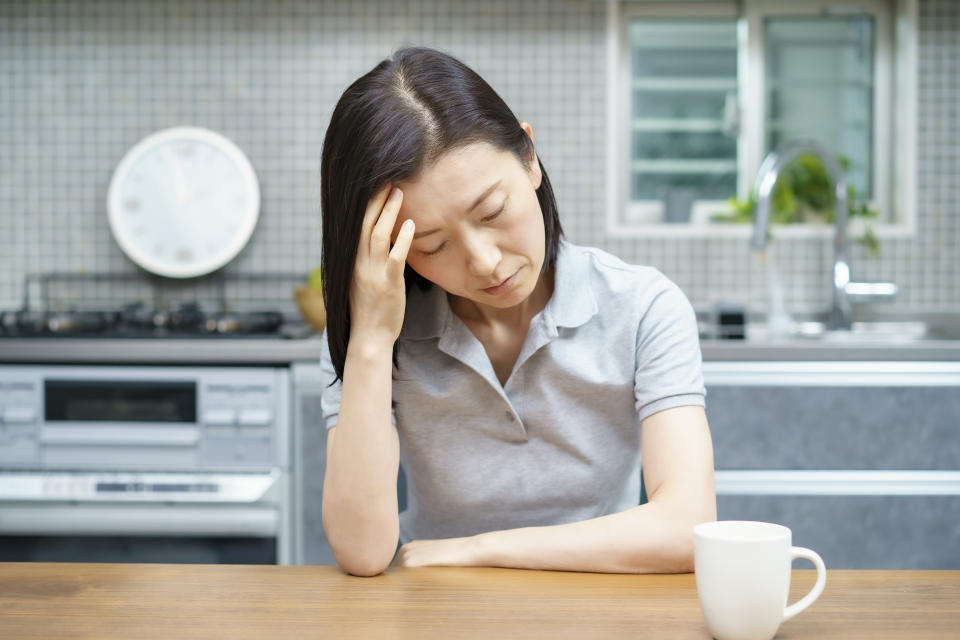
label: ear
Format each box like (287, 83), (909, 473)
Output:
(519, 121), (542, 190)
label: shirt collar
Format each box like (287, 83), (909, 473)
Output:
(399, 239), (598, 340)
(541, 239), (599, 330)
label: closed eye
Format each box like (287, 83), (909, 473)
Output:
(422, 201), (506, 257)
(482, 205), (505, 223)
(423, 241), (446, 256)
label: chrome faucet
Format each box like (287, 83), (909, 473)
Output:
(751, 140), (897, 331)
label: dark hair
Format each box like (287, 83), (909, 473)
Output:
(320, 46), (564, 382)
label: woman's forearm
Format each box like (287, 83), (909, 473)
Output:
(470, 501), (713, 574)
(321, 335), (400, 576)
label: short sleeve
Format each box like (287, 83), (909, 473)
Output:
(633, 275), (706, 423)
(318, 328), (398, 430)
(318, 328), (343, 430)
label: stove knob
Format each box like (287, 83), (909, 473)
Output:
(202, 409), (236, 426)
(3, 407), (36, 424)
(238, 409), (272, 426)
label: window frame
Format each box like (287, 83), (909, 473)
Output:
(605, 0), (917, 241)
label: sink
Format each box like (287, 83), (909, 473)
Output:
(796, 321), (933, 342)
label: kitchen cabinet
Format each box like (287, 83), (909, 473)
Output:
(294, 361), (960, 569)
(704, 362), (960, 569)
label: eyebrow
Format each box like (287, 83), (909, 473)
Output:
(412, 178), (502, 239)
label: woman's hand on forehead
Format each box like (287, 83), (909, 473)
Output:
(349, 182), (415, 346)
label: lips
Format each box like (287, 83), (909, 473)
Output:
(482, 269), (520, 296)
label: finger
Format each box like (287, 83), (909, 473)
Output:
(359, 183), (394, 260)
(370, 187), (403, 259)
(388, 218), (415, 274)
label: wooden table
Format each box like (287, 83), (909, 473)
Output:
(1, 563), (958, 639)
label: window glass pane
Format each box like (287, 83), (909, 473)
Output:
(630, 21), (737, 77)
(633, 90), (728, 120)
(628, 18), (739, 220)
(633, 130), (737, 160)
(632, 48), (738, 79)
(632, 172), (737, 201)
(765, 16), (875, 198)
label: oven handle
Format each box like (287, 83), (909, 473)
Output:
(40, 426), (200, 447)
(0, 505), (278, 537)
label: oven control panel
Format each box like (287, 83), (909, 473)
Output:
(0, 365), (290, 471)
(0, 469), (280, 502)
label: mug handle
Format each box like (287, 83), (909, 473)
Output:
(782, 546), (827, 622)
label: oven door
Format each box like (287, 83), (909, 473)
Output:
(0, 471), (288, 564)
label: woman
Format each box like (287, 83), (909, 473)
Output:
(319, 46), (715, 577)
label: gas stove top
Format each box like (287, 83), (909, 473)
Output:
(0, 302), (314, 339)
(2, 271), (318, 341)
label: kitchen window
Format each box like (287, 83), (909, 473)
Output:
(605, 0), (917, 238)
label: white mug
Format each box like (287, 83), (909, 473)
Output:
(693, 521), (827, 640)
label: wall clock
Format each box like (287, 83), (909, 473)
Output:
(107, 126), (260, 278)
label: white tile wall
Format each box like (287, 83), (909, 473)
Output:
(0, 0), (957, 315)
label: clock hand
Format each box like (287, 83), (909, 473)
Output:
(164, 150), (191, 205)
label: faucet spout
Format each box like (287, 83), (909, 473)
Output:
(750, 139), (876, 332)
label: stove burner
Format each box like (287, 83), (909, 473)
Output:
(122, 302), (206, 332)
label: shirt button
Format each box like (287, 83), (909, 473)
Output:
(505, 411), (515, 422)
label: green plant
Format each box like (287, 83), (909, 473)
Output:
(711, 153), (881, 257)
(307, 266), (323, 291)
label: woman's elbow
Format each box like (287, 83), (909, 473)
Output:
(338, 556), (391, 577)
(326, 531), (397, 577)
(322, 504), (399, 577)
(331, 539), (396, 576)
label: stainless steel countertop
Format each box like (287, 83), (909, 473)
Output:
(700, 339), (960, 361)
(0, 337), (328, 365)
(2, 335), (960, 364)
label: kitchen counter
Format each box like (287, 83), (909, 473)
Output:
(0, 336), (327, 365)
(700, 338), (960, 361)
(3, 335), (960, 364)
(1, 563), (958, 639)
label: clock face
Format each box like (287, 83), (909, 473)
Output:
(107, 127), (260, 278)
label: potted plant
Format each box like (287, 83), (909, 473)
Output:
(711, 153), (881, 257)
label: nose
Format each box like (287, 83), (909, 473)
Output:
(462, 230), (501, 278)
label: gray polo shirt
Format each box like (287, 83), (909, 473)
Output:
(319, 240), (705, 545)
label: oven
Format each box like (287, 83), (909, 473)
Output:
(0, 364), (293, 564)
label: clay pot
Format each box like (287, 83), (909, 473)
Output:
(293, 285), (327, 333)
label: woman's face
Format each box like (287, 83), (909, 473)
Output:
(391, 134), (545, 310)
